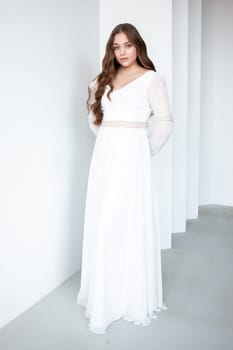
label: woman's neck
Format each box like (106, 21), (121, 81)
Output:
(117, 63), (142, 75)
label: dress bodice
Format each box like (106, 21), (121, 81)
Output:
(87, 70), (173, 156)
(101, 70), (155, 122)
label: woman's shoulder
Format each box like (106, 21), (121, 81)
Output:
(148, 70), (166, 81)
(146, 71), (168, 90)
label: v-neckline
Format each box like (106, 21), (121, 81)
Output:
(110, 70), (153, 92)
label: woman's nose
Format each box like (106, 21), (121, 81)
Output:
(120, 47), (126, 55)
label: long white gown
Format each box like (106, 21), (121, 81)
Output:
(77, 70), (173, 334)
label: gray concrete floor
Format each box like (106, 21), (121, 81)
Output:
(0, 204), (232, 349)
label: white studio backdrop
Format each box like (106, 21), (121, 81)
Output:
(1, 0), (232, 330)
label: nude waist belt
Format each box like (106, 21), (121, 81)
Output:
(101, 121), (147, 128)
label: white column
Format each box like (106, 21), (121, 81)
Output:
(172, 0), (189, 233)
(187, 0), (202, 219)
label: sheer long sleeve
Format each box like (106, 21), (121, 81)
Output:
(147, 74), (173, 156)
(87, 78), (100, 137)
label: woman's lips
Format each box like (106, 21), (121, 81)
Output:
(120, 58), (128, 61)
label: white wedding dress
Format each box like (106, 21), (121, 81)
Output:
(77, 70), (173, 334)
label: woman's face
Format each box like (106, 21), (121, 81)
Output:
(112, 32), (137, 68)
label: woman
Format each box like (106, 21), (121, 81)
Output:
(77, 23), (173, 334)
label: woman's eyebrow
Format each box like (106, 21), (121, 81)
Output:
(113, 41), (131, 45)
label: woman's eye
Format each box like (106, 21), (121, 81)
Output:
(113, 44), (132, 51)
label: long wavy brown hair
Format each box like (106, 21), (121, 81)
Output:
(87, 23), (156, 125)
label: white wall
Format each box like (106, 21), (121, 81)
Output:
(200, 0), (233, 206)
(174, 0), (233, 222)
(99, 0), (173, 249)
(0, 0), (99, 328)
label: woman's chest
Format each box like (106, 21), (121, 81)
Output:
(101, 85), (149, 112)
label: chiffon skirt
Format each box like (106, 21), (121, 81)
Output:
(77, 125), (167, 334)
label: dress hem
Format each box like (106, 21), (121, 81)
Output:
(77, 297), (168, 335)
